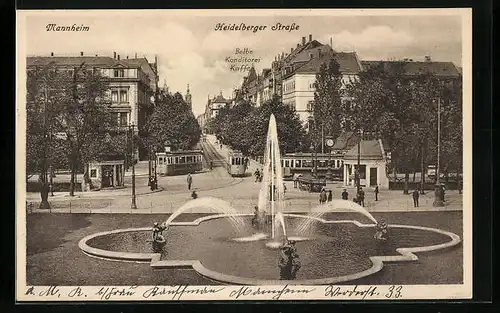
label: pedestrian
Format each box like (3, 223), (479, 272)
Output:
(191, 190), (198, 199)
(412, 189), (420, 207)
(358, 187), (365, 207)
(327, 190), (333, 202)
(254, 169), (260, 182)
(209, 161), (213, 170)
(187, 173), (193, 190)
(342, 189), (349, 200)
(374, 185), (379, 201)
(319, 188), (327, 204)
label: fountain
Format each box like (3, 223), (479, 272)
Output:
(257, 114), (285, 239)
(79, 114), (462, 285)
(164, 197), (246, 233)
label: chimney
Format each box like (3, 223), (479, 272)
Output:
(290, 47), (293, 53)
(117, 54), (120, 60)
(309, 34), (312, 42)
(95, 54), (98, 57)
(126, 56), (129, 59)
(330, 37), (333, 47)
(50, 52), (54, 57)
(80, 51), (83, 56)
(135, 53), (137, 59)
(113, 52), (116, 59)
(297, 43), (300, 48)
(425, 55), (432, 62)
(302, 36), (306, 45)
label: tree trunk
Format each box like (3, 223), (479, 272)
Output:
(39, 173), (51, 210)
(403, 170), (409, 194)
(69, 156), (76, 197)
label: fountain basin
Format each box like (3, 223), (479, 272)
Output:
(79, 214), (461, 285)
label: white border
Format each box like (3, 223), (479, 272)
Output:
(15, 8), (472, 301)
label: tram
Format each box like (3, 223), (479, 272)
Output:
(227, 150), (247, 177)
(156, 150), (203, 176)
(281, 152), (344, 181)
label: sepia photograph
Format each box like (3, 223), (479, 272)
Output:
(16, 8), (472, 301)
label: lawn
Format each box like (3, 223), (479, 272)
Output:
(25, 211), (463, 286)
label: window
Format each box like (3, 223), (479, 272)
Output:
(114, 69), (125, 78)
(180, 157), (186, 164)
(120, 90), (128, 102)
(187, 156), (192, 163)
(158, 158), (164, 165)
(280, 160), (283, 167)
(295, 160), (301, 167)
(167, 157), (171, 165)
(285, 160), (290, 167)
(175, 157), (179, 164)
(111, 91), (119, 103)
(235, 158), (241, 165)
(90, 169), (97, 177)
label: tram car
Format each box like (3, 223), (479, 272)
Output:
(227, 150), (247, 177)
(281, 152), (344, 181)
(156, 150), (203, 176)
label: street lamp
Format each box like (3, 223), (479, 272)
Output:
(130, 124), (137, 209)
(433, 97), (444, 207)
(356, 129), (362, 196)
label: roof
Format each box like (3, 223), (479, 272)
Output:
(289, 51), (363, 77)
(26, 56), (140, 68)
(360, 60), (461, 77)
(213, 94), (231, 103)
(332, 132), (360, 150)
(343, 140), (384, 160)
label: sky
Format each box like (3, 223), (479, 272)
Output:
(22, 10), (464, 116)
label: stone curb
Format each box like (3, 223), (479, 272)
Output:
(78, 213), (461, 285)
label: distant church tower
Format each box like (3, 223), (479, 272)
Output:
(185, 84), (192, 109)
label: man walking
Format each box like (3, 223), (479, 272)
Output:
(412, 189), (420, 207)
(374, 185), (379, 201)
(358, 187), (365, 207)
(187, 173), (193, 190)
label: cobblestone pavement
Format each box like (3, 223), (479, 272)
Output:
(26, 137), (463, 215)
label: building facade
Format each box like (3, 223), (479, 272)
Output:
(26, 52), (159, 160)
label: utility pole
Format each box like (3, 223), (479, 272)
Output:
(130, 124), (137, 209)
(433, 97), (444, 207)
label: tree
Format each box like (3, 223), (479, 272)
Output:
(146, 90), (201, 151)
(313, 58), (344, 141)
(246, 96), (307, 157)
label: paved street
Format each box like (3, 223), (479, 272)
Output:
(26, 137), (463, 215)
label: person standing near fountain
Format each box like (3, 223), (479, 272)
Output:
(374, 185), (379, 201)
(187, 173), (193, 190)
(412, 189), (420, 207)
(358, 187), (365, 207)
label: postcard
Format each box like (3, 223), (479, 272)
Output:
(16, 8), (472, 301)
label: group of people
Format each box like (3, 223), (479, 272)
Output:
(319, 186), (378, 207)
(319, 188), (333, 204)
(279, 239), (301, 280)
